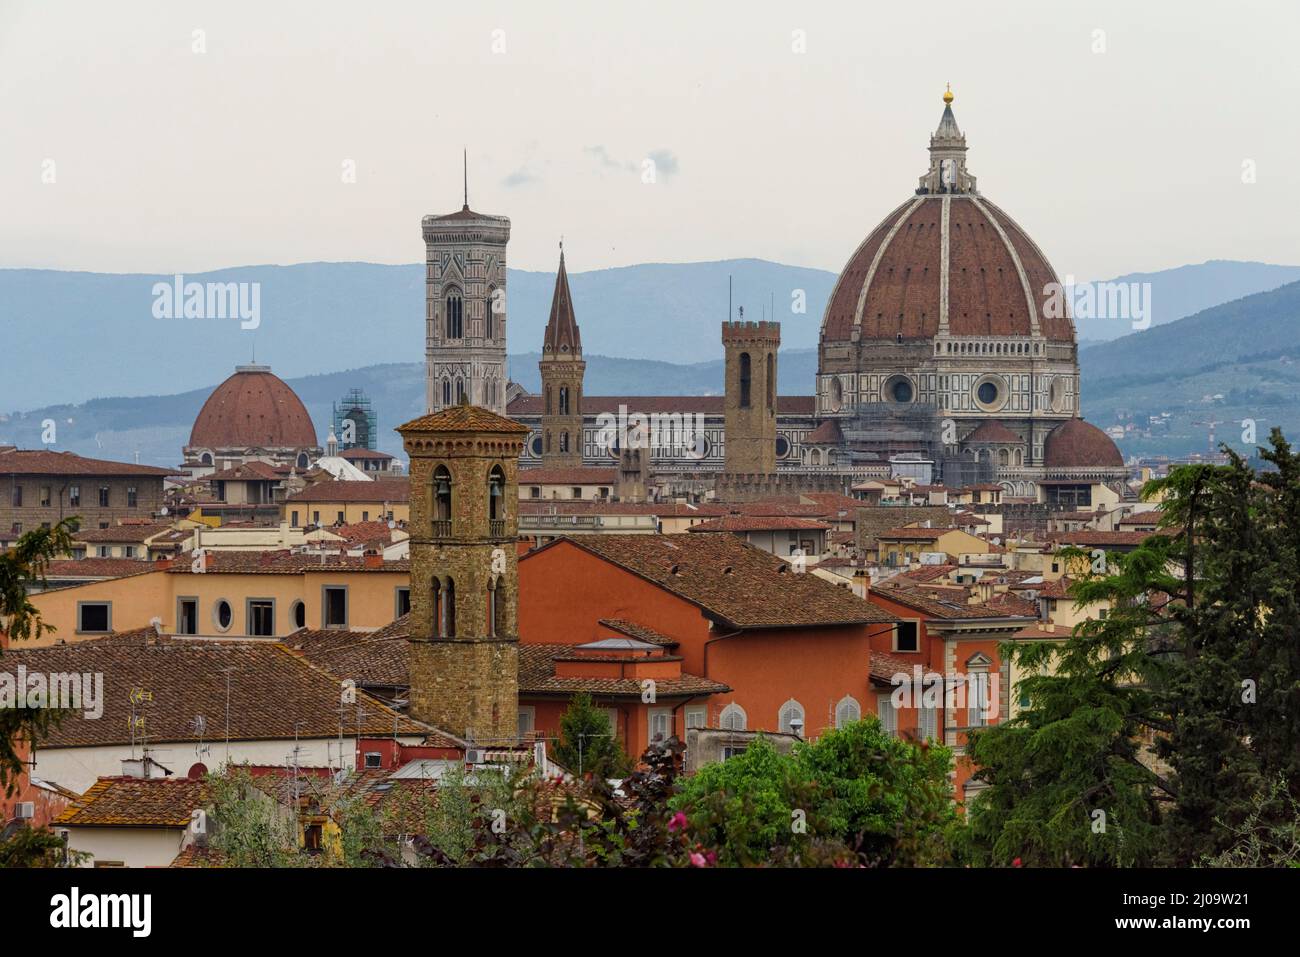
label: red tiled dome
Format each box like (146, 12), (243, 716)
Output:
(1043, 419), (1123, 469)
(962, 420), (1022, 444)
(189, 365), (318, 449)
(820, 196), (1073, 344)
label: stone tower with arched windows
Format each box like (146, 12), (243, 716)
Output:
(423, 199), (511, 415)
(722, 319), (780, 474)
(397, 401), (529, 745)
(538, 247), (585, 468)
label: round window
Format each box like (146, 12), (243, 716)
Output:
(291, 600), (306, 630)
(1049, 377), (1066, 413)
(890, 378), (914, 403)
(775, 436), (791, 458)
(689, 434), (711, 460)
(527, 433), (543, 458)
(214, 599), (233, 632)
(977, 381), (999, 405)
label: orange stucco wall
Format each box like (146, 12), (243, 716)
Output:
(27, 568), (411, 644)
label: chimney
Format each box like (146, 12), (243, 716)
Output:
(363, 550), (383, 569)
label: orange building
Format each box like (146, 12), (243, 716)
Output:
(517, 533), (899, 752)
(864, 585), (1035, 803)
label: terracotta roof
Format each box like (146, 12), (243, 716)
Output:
(518, 645), (729, 698)
(8, 632), (435, 748)
(821, 192), (1074, 343)
(519, 500), (728, 517)
(984, 591), (1041, 618)
(56, 776), (210, 828)
(287, 627), (411, 689)
(1035, 577), (1074, 599)
(799, 492), (874, 513)
(204, 461), (286, 482)
(189, 365), (318, 450)
(333, 520), (402, 547)
(507, 395), (817, 416)
(538, 534), (896, 629)
(1050, 530), (1166, 548)
(962, 421), (1022, 444)
(542, 249), (582, 354)
(879, 526), (957, 540)
(284, 478), (410, 504)
(894, 563), (957, 583)
(873, 587), (1034, 622)
(339, 448), (395, 461)
(1043, 419), (1124, 469)
(171, 845), (227, 867)
(168, 549), (409, 574)
(869, 650), (918, 684)
(397, 403), (530, 435)
(72, 523), (175, 544)
(44, 558), (161, 579)
(519, 467), (617, 485)
(596, 619), (678, 646)
(806, 419), (844, 444)
(0, 448), (172, 477)
(1011, 622), (1073, 640)
(687, 516), (832, 533)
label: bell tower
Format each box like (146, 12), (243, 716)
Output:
(723, 317), (781, 475)
(423, 163), (511, 415)
(538, 245), (586, 468)
(397, 401), (529, 746)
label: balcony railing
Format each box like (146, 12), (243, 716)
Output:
(431, 519), (452, 538)
(489, 519), (506, 538)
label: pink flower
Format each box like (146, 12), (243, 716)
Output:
(690, 852), (709, 868)
(667, 811), (688, 833)
(705, 850), (717, 865)
(1012, 857), (1023, 868)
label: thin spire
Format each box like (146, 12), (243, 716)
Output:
(463, 148), (468, 209)
(542, 242), (581, 355)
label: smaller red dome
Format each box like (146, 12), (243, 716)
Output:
(189, 365), (318, 449)
(1044, 419), (1123, 469)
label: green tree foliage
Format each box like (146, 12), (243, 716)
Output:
(967, 429), (1300, 867)
(207, 767), (305, 868)
(670, 718), (957, 867)
(552, 693), (631, 779)
(0, 521), (75, 793)
(0, 825), (84, 867)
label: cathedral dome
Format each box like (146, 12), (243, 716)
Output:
(1043, 419), (1123, 469)
(189, 364), (318, 450)
(820, 94), (1074, 345)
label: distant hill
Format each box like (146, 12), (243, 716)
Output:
(1080, 279), (1300, 457)
(4, 258), (1296, 410)
(0, 259), (834, 410)
(5, 260), (1299, 466)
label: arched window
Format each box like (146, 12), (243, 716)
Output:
(455, 378), (465, 403)
(488, 466), (505, 521)
(835, 695), (861, 728)
(778, 699), (805, 735)
(200, 452), (213, 465)
(998, 448), (1010, 467)
(1014, 448), (1024, 466)
(441, 577), (456, 637)
(485, 287), (496, 340)
(558, 386), (569, 415)
(545, 431), (552, 453)
(487, 579), (504, 637)
(442, 379), (451, 407)
(296, 452), (309, 469)
(545, 387), (552, 416)
(766, 353), (774, 409)
(432, 579), (443, 637)
(433, 466), (452, 531)
(559, 432), (569, 453)
(445, 287), (463, 339)
(738, 352), (752, 408)
(719, 703), (747, 731)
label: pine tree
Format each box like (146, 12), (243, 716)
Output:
(553, 693), (631, 779)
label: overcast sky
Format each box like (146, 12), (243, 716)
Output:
(3, 0), (1296, 281)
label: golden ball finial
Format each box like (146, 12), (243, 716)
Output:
(943, 83), (953, 104)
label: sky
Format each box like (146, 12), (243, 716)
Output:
(2, 0), (1297, 281)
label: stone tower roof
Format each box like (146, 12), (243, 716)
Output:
(396, 402), (530, 435)
(542, 248), (582, 355)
